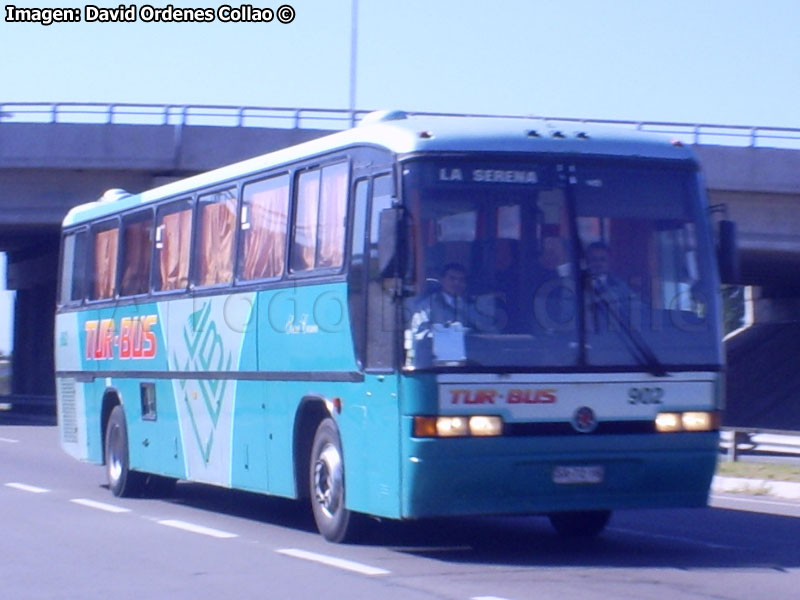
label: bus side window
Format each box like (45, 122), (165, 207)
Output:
(291, 162), (349, 273)
(366, 174), (395, 370)
(59, 230), (88, 305)
(119, 211), (154, 297)
(195, 188), (237, 287)
(91, 222), (119, 301)
(317, 163), (349, 268)
(238, 174), (290, 281)
(348, 179), (370, 367)
(154, 200), (192, 292)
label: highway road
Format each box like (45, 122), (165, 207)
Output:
(2, 422), (800, 600)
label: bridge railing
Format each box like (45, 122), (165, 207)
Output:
(721, 429), (800, 462)
(2, 102), (800, 150)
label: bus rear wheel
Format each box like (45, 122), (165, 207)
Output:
(309, 418), (358, 543)
(105, 405), (145, 497)
(549, 510), (611, 538)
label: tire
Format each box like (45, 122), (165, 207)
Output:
(309, 418), (358, 543)
(104, 405), (145, 497)
(549, 510), (611, 538)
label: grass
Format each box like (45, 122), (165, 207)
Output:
(716, 460), (800, 483)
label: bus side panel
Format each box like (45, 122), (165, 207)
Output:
(262, 380), (296, 498)
(55, 311), (92, 462)
(230, 380), (270, 493)
(256, 284), (403, 518)
(163, 293), (256, 488)
(258, 377), (403, 518)
(337, 373), (403, 519)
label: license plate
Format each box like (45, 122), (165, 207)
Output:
(552, 465), (605, 485)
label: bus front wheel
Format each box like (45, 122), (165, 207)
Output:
(105, 405), (145, 497)
(309, 418), (357, 542)
(548, 510), (611, 538)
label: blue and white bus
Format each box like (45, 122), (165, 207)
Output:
(56, 111), (733, 541)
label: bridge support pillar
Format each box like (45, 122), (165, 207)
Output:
(7, 241), (58, 399)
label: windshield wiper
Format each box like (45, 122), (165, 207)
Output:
(591, 287), (668, 377)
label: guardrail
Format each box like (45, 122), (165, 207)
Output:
(2, 102), (800, 150)
(721, 429), (800, 461)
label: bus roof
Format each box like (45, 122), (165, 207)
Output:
(62, 111), (698, 227)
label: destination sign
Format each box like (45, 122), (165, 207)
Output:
(419, 162), (555, 187)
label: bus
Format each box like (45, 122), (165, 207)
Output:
(56, 111), (735, 542)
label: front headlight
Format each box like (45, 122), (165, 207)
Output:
(655, 412), (682, 433)
(413, 415), (504, 438)
(656, 411), (718, 433)
(436, 416), (469, 437)
(468, 415), (503, 436)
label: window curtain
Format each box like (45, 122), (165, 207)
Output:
(197, 192), (236, 286)
(317, 163), (348, 268)
(241, 178), (289, 280)
(93, 228), (118, 299)
(159, 209), (191, 291)
(120, 219), (152, 296)
(292, 172), (320, 272)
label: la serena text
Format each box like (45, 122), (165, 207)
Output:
(439, 167), (539, 184)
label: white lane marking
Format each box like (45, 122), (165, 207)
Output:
(0, 437), (19, 443)
(276, 548), (390, 576)
(157, 519), (238, 539)
(70, 498), (131, 513)
(5, 482), (49, 494)
(473, 597), (513, 600)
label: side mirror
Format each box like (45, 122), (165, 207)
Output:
(378, 208), (402, 278)
(717, 219), (739, 284)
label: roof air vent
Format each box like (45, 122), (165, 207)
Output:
(98, 188), (131, 203)
(358, 110), (409, 126)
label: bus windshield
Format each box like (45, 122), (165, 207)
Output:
(402, 158), (721, 371)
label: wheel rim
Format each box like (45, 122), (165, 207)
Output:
(313, 442), (343, 519)
(107, 423), (123, 484)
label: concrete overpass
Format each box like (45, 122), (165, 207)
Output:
(2, 103), (800, 400)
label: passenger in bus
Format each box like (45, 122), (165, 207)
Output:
(584, 241), (636, 329)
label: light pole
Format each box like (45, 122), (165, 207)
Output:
(349, 0), (358, 126)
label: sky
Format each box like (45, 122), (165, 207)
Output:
(1, 0), (799, 128)
(0, 0), (799, 353)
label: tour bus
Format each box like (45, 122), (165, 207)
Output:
(56, 111), (736, 542)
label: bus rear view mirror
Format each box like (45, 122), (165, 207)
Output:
(378, 207), (402, 278)
(717, 219), (739, 284)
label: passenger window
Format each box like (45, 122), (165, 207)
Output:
(119, 211), (154, 296)
(196, 188), (237, 287)
(291, 162), (349, 272)
(60, 230), (88, 305)
(239, 175), (289, 280)
(291, 170), (320, 272)
(154, 200), (192, 292)
(318, 163), (349, 268)
(91, 222), (119, 300)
